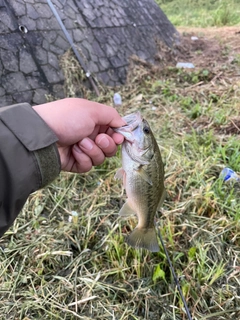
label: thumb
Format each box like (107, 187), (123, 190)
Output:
(91, 103), (126, 128)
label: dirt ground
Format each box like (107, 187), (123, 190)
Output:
(176, 26), (240, 68)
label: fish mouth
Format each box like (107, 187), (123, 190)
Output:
(112, 112), (142, 142)
(122, 112), (142, 127)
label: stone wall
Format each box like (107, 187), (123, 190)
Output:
(0, 0), (178, 106)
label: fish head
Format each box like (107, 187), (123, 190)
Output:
(113, 112), (142, 142)
(114, 112), (156, 163)
(134, 118), (154, 150)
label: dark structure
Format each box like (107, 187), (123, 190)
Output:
(0, 0), (178, 106)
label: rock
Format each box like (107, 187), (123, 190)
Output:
(0, 0), (179, 106)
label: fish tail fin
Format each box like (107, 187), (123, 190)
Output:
(127, 227), (160, 252)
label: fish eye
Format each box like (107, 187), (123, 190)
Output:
(143, 126), (150, 134)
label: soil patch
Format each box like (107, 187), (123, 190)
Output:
(152, 26), (240, 70)
(176, 26), (240, 68)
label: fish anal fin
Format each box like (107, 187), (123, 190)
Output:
(119, 201), (136, 217)
(126, 227), (160, 252)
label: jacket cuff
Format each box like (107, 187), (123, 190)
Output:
(0, 103), (61, 187)
(34, 144), (61, 187)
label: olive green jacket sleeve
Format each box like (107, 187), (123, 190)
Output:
(0, 103), (61, 237)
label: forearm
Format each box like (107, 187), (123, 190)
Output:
(0, 103), (61, 237)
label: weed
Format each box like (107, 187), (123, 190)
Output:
(212, 1), (239, 26)
(157, 0), (240, 27)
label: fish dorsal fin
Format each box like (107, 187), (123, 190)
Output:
(119, 201), (136, 217)
(135, 166), (153, 185)
(157, 188), (166, 210)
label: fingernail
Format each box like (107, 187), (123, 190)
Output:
(79, 138), (93, 151)
(98, 136), (109, 148)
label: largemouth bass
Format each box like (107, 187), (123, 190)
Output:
(114, 112), (165, 252)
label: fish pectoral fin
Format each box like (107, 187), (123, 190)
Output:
(135, 166), (152, 185)
(119, 201), (136, 217)
(115, 168), (127, 189)
(127, 227), (160, 252)
(114, 168), (125, 180)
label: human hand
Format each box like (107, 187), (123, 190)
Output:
(33, 98), (125, 173)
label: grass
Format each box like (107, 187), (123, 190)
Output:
(1, 22), (240, 320)
(157, 0), (240, 27)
